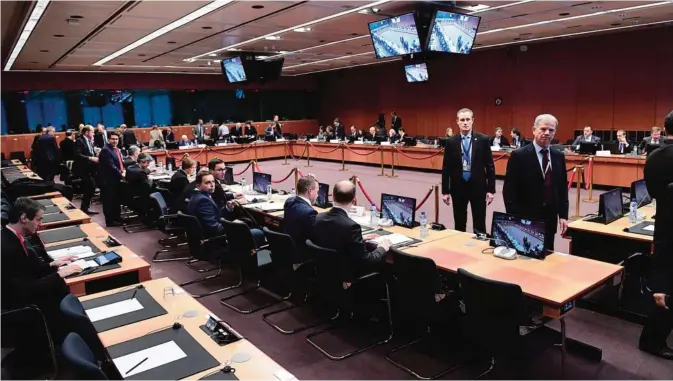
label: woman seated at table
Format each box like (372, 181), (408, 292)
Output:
(169, 155), (197, 202)
(149, 125), (165, 148)
(325, 126), (335, 140)
(446, 127), (454, 138)
(317, 126), (326, 140)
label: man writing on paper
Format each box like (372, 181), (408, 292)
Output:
(503, 114), (569, 250)
(441, 108), (496, 234)
(639, 110), (673, 360)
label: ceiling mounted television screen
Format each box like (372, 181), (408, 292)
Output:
(368, 13), (422, 58)
(404, 63), (428, 83)
(221, 56), (247, 83)
(426, 10), (481, 55)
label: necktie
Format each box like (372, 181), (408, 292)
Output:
(103, 133), (108, 144)
(17, 232), (28, 256)
(115, 148), (123, 169)
(541, 149), (552, 204)
(619, 143), (623, 153)
(461, 136), (471, 181)
(86, 138), (93, 155)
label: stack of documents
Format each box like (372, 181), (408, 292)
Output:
(47, 245), (94, 260)
(370, 233), (412, 246)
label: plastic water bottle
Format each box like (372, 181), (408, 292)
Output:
(632, 145), (637, 156)
(267, 184), (273, 198)
(241, 178), (247, 193)
(370, 203), (378, 226)
(629, 198), (638, 224)
(419, 212), (428, 239)
(651, 198), (656, 209)
(167, 162), (172, 172)
(291, 187), (296, 196)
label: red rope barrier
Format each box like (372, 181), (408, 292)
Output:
(211, 145), (253, 156)
(568, 168), (577, 190)
(493, 153), (509, 162)
(344, 144), (381, 156)
(356, 178), (380, 211)
(584, 157), (593, 190)
(415, 187), (434, 211)
(308, 142), (342, 154)
(234, 162), (253, 176)
(296, 170), (304, 178)
(271, 168), (296, 184)
(286, 143), (308, 160)
(393, 146), (443, 160)
(254, 162), (262, 173)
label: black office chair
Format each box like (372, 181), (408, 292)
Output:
(261, 227), (321, 334)
(415, 135), (425, 141)
(385, 249), (462, 379)
(1, 306), (58, 380)
(618, 252), (652, 306)
(60, 294), (108, 364)
(219, 221), (287, 314)
(61, 333), (108, 380)
(150, 192), (189, 262)
(457, 268), (531, 379)
(304, 239), (393, 360)
(177, 212), (239, 298)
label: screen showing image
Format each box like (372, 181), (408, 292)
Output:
(490, 212), (547, 259)
(381, 193), (416, 228)
(253, 172), (271, 194)
(368, 13), (422, 58)
(316, 183), (329, 206)
(631, 179), (651, 206)
(427, 10), (480, 54)
(405, 63), (429, 83)
(601, 189), (623, 224)
(221, 57), (247, 83)
(95, 252), (119, 266)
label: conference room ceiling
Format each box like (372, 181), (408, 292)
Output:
(2, 0), (673, 76)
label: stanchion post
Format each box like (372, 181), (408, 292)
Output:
(305, 142), (312, 167)
(570, 165), (584, 220)
(282, 143), (289, 165)
(252, 160), (257, 173)
(433, 184), (439, 224)
(386, 148), (398, 178)
(294, 166), (298, 190)
(583, 156), (597, 203)
(339, 144), (346, 171)
(377, 148), (385, 176)
(351, 176), (358, 205)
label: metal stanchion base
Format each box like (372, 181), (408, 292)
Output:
(583, 198), (599, 203)
(339, 167), (347, 171)
(385, 174), (398, 178)
(570, 215), (583, 221)
(282, 161), (290, 165)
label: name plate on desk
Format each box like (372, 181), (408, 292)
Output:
(178, 146), (190, 150)
(595, 150), (611, 156)
(354, 141), (364, 145)
(380, 141), (391, 146)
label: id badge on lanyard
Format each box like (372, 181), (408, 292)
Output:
(462, 139), (472, 172)
(463, 159), (471, 172)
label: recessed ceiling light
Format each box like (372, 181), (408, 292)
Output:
(212, 60), (219, 63)
(167, 41), (176, 44)
(265, 35), (281, 40)
(372, 8), (380, 13)
(513, 37), (521, 41)
(70, 15), (83, 19)
(227, 48), (241, 51)
(252, 5), (264, 9)
(559, 13), (570, 16)
(54, 34), (65, 37)
(30, 61), (39, 64)
(630, 20), (640, 24)
(294, 27), (312, 32)
(40, 49), (49, 52)
(202, 26), (212, 30)
(208, 53), (217, 57)
(319, 40), (326, 43)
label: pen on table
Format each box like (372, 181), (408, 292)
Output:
(130, 288), (138, 300)
(125, 357), (148, 375)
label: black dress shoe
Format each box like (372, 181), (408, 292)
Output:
(82, 210), (99, 215)
(639, 345), (673, 360)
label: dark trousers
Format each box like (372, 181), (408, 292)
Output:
(542, 206), (559, 251)
(35, 164), (56, 182)
(639, 298), (673, 350)
(79, 173), (95, 211)
(100, 181), (121, 225)
(451, 180), (486, 234)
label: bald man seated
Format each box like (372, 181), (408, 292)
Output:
(311, 181), (391, 274)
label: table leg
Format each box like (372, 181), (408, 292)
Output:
(560, 317), (566, 377)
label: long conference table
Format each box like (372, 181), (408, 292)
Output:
(146, 141), (648, 188)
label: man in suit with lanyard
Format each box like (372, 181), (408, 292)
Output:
(193, 119), (205, 143)
(441, 108), (496, 234)
(74, 125), (99, 214)
(97, 132), (125, 227)
(503, 114), (569, 250)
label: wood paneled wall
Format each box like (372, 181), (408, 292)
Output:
(318, 27), (673, 143)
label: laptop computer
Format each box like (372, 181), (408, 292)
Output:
(315, 182), (332, 208)
(630, 179), (651, 207)
(585, 188), (623, 224)
(578, 142), (601, 155)
(490, 212), (549, 259)
(252, 172), (272, 194)
(380, 193), (417, 229)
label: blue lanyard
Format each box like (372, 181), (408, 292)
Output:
(461, 136), (472, 165)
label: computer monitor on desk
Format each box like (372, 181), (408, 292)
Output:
(490, 212), (548, 259)
(578, 142), (601, 155)
(315, 183), (331, 208)
(252, 172), (271, 194)
(586, 188), (623, 224)
(645, 143), (661, 157)
(630, 179), (651, 206)
(380, 193), (416, 228)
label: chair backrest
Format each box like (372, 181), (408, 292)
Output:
(222, 219), (257, 267)
(176, 212), (207, 259)
(457, 268), (525, 356)
(60, 294), (108, 363)
(150, 192), (168, 218)
(9, 151), (26, 163)
(262, 227), (296, 267)
(306, 239), (352, 314)
(62, 333), (108, 380)
(390, 248), (441, 334)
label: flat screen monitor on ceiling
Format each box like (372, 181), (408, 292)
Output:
(426, 10), (481, 55)
(368, 13), (422, 59)
(221, 56), (247, 83)
(404, 63), (429, 83)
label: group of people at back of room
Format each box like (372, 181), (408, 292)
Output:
(440, 107), (673, 360)
(188, 116), (284, 145)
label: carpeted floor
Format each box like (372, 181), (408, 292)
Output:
(78, 159), (673, 379)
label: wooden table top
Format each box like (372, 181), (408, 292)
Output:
(81, 277), (292, 381)
(567, 204), (655, 242)
(29, 191), (62, 200)
(43, 222), (150, 287)
(403, 231), (623, 310)
(41, 197), (91, 229)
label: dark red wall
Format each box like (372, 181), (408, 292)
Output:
(318, 27), (673, 142)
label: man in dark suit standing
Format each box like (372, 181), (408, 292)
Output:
(33, 126), (60, 181)
(97, 132), (124, 227)
(284, 175), (319, 262)
(639, 110), (673, 360)
(193, 119), (206, 143)
(441, 108), (496, 234)
(60, 131), (77, 162)
(93, 123), (108, 148)
(311, 181), (391, 274)
(333, 118), (345, 141)
(120, 124), (139, 149)
(391, 111), (402, 133)
(74, 125), (99, 214)
(503, 114), (569, 250)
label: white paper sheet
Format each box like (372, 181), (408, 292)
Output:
(85, 298), (144, 322)
(371, 233), (412, 245)
(113, 340), (187, 378)
(47, 245), (93, 259)
(643, 224), (655, 232)
(72, 259), (99, 270)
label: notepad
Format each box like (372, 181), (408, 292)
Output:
(644, 225), (655, 232)
(113, 340), (187, 378)
(86, 298), (144, 322)
(47, 245), (94, 259)
(371, 233), (412, 246)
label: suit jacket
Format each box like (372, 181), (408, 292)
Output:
(93, 131), (108, 148)
(123, 157), (136, 169)
(164, 131), (175, 142)
(335, 124), (345, 140)
(34, 135), (60, 166)
(572, 135), (601, 147)
(639, 136), (663, 153)
(169, 169), (190, 200)
(121, 129), (138, 148)
(187, 191), (225, 237)
(489, 135), (510, 147)
(312, 207), (386, 268)
(511, 136), (528, 148)
(192, 124), (206, 140)
(503, 143), (569, 224)
(391, 116), (402, 131)
(283, 196), (317, 260)
(246, 126), (258, 137)
(388, 134), (400, 144)
(212, 178), (234, 210)
(614, 140), (633, 154)
(60, 138), (76, 162)
(125, 163), (152, 193)
(73, 136), (97, 176)
(441, 132), (496, 196)
(1, 227), (69, 313)
(644, 142), (673, 250)
(97, 144), (123, 186)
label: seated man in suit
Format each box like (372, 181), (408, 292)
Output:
(572, 125), (601, 149)
(489, 127), (510, 148)
(169, 155), (197, 203)
(123, 145), (140, 168)
(284, 175), (318, 262)
(119, 124), (139, 149)
(125, 152), (153, 190)
(245, 121), (258, 137)
(510, 127), (527, 148)
(178, 134), (191, 147)
(639, 126), (663, 153)
(387, 128), (399, 143)
(311, 181), (391, 274)
(615, 129), (633, 154)
(2, 197), (82, 344)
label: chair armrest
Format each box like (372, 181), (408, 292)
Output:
(356, 271), (381, 282)
(201, 234), (228, 245)
(253, 244), (270, 252)
(159, 213), (179, 221)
